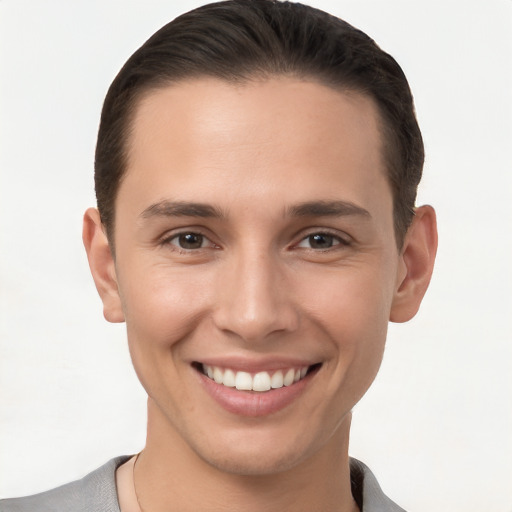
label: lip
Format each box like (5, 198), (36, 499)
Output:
(195, 356), (318, 374)
(194, 361), (320, 417)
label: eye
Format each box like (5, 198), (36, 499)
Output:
(296, 232), (346, 250)
(166, 232), (213, 250)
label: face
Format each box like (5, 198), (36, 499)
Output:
(93, 78), (413, 475)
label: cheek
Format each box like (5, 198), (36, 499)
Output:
(301, 265), (392, 332)
(117, 265), (211, 406)
(298, 266), (392, 377)
(118, 262), (211, 351)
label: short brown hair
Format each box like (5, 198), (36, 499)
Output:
(95, 0), (424, 248)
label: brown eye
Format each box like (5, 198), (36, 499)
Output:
(171, 232), (205, 249)
(308, 234), (335, 249)
(297, 233), (341, 250)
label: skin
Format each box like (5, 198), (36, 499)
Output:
(83, 77), (437, 512)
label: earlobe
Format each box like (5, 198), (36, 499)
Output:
(82, 208), (125, 323)
(390, 205), (438, 323)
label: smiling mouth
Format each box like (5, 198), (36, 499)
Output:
(194, 363), (321, 392)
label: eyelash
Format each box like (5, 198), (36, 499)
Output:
(160, 229), (351, 253)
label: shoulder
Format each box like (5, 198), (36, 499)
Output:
(0, 456), (130, 512)
(350, 458), (407, 512)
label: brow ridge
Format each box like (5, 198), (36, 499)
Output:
(140, 200), (224, 219)
(287, 200), (371, 218)
(139, 199), (370, 221)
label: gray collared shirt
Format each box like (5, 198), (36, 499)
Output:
(1, 456), (406, 511)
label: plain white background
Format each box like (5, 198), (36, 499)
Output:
(1, 1), (511, 510)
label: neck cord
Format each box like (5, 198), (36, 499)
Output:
(132, 452), (145, 512)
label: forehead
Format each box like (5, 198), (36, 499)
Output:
(121, 77), (390, 218)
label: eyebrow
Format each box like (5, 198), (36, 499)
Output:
(139, 199), (370, 221)
(287, 200), (371, 218)
(140, 200), (224, 219)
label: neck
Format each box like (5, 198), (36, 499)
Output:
(133, 399), (358, 512)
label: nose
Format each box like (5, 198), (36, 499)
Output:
(212, 248), (299, 343)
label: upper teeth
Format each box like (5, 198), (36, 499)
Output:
(203, 365), (309, 392)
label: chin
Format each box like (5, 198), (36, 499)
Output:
(188, 423), (328, 477)
(198, 445), (308, 477)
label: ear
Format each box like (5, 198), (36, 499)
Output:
(82, 208), (125, 323)
(390, 205), (438, 323)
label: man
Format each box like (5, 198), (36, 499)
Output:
(1, 1), (437, 510)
